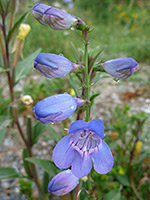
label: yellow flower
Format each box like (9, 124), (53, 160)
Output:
(135, 141), (142, 154)
(20, 95), (33, 105)
(131, 13), (138, 19)
(118, 11), (127, 18)
(18, 24), (31, 40)
(87, 19), (93, 25)
(110, 132), (119, 141)
(80, 176), (88, 182)
(70, 88), (75, 96)
(118, 167), (125, 175)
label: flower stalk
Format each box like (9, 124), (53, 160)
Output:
(84, 28), (90, 122)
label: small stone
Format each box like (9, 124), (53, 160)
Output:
(3, 138), (14, 147)
(145, 98), (150, 103)
(1, 181), (9, 189)
(41, 141), (47, 147)
(42, 150), (47, 155)
(47, 140), (55, 146)
(138, 97), (144, 102)
(14, 187), (20, 193)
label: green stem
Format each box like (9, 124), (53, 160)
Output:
(84, 35), (89, 122)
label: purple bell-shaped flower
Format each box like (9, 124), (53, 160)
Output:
(102, 57), (138, 79)
(48, 169), (79, 196)
(33, 94), (84, 124)
(53, 119), (114, 177)
(34, 53), (78, 79)
(32, 3), (77, 30)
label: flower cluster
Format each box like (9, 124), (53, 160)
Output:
(32, 3), (138, 197)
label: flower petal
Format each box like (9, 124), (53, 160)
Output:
(68, 120), (88, 134)
(71, 152), (92, 178)
(88, 119), (105, 138)
(53, 135), (75, 169)
(92, 140), (113, 174)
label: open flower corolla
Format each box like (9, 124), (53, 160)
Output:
(53, 119), (114, 177)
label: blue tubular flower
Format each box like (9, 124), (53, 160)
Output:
(43, 7), (77, 30)
(34, 53), (78, 79)
(32, 3), (77, 30)
(48, 169), (79, 196)
(33, 94), (84, 124)
(32, 3), (51, 25)
(102, 57), (138, 79)
(53, 119), (113, 178)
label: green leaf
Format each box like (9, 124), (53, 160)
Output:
(93, 72), (110, 83)
(15, 48), (41, 83)
(89, 48), (104, 68)
(0, 1), (4, 15)
(70, 41), (80, 61)
(33, 122), (46, 145)
(0, 67), (10, 73)
(22, 148), (34, 178)
(7, 11), (30, 41)
(0, 116), (12, 144)
(0, 0), (10, 16)
(25, 157), (58, 176)
(45, 124), (61, 142)
(42, 172), (50, 195)
(68, 74), (79, 96)
(0, 167), (21, 179)
(103, 189), (121, 200)
(117, 174), (130, 186)
(0, 127), (6, 144)
(90, 93), (100, 102)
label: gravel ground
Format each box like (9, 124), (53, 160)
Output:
(0, 63), (149, 199)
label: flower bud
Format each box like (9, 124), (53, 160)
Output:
(34, 53), (78, 79)
(20, 95), (33, 105)
(48, 169), (79, 196)
(33, 3), (77, 30)
(18, 24), (31, 40)
(43, 6), (77, 30)
(33, 93), (84, 124)
(102, 57), (138, 79)
(135, 141), (142, 154)
(32, 3), (50, 25)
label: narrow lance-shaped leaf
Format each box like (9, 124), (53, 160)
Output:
(22, 148), (34, 178)
(90, 93), (100, 104)
(68, 74), (79, 96)
(0, 116), (12, 144)
(0, 167), (21, 180)
(7, 11), (29, 41)
(15, 48), (41, 83)
(89, 48), (104, 69)
(70, 41), (80, 62)
(45, 124), (61, 143)
(42, 171), (50, 195)
(33, 122), (46, 145)
(25, 157), (59, 176)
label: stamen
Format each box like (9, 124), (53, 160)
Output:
(71, 130), (100, 154)
(81, 133), (84, 137)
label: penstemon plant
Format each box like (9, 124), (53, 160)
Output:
(32, 3), (138, 200)
(0, 1), (142, 200)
